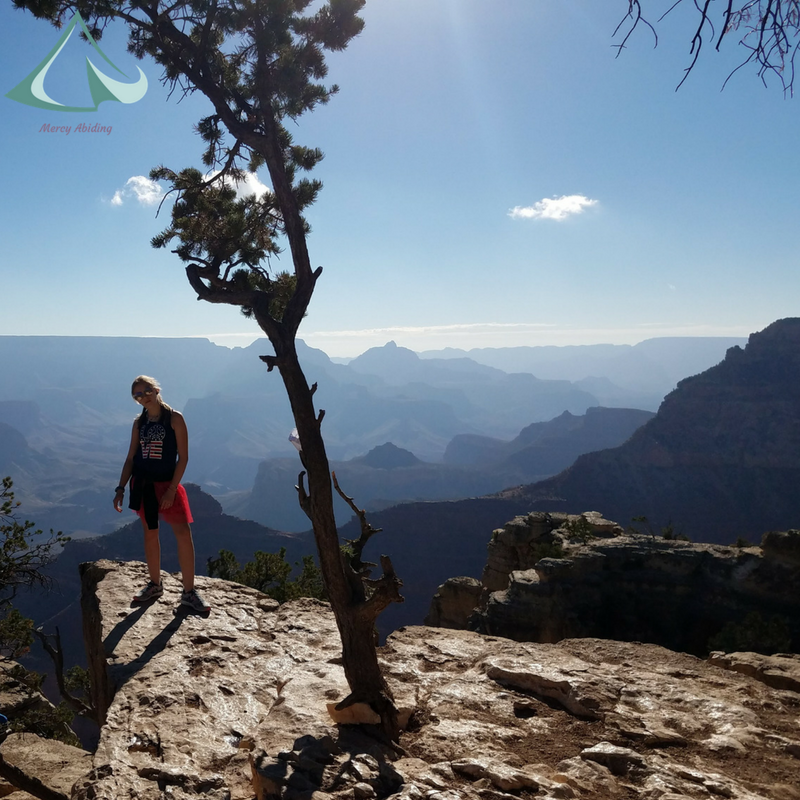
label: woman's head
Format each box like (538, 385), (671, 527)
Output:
(131, 375), (163, 405)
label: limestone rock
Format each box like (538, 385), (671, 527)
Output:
(579, 742), (645, 775)
(76, 559), (349, 800)
(0, 662), (64, 725)
(425, 576), (482, 629)
(450, 512), (800, 654)
(0, 732), (92, 800)
(761, 529), (800, 565)
(384, 630), (800, 799)
(709, 651), (800, 693)
(73, 560), (800, 799)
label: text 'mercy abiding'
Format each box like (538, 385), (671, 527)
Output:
(39, 122), (112, 135)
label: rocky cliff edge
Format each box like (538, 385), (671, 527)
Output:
(6, 559), (800, 800)
(426, 512), (800, 654)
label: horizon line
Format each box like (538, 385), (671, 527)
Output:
(0, 321), (758, 359)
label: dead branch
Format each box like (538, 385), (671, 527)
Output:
(613, 0), (658, 57)
(295, 471), (313, 520)
(331, 473), (404, 610)
(615, 0), (800, 93)
(32, 628), (96, 722)
(332, 471), (382, 570)
(259, 355), (279, 372)
(362, 554), (404, 617)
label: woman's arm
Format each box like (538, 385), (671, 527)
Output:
(114, 421), (139, 512)
(160, 411), (189, 510)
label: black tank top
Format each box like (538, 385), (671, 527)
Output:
(133, 407), (178, 481)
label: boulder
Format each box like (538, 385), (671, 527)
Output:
(425, 576), (482, 629)
(0, 733), (92, 800)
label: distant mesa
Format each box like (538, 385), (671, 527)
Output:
(0, 421), (29, 459)
(183, 483), (224, 517)
(236, 405), (654, 533)
(348, 340), (506, 386)
(443, 406), (655, 473)
(343, 318), (800, 634)
(352, 442), (422, 469)
(0, 401), (42, 436)
(505, 317), (800, 541)
(0, 329), (754, 540)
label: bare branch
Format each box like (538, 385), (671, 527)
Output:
(32, 628), (95, 721)
(332, 471), (383, 570)
(295, 471), (313, 520)
(613, 1), (658, 57)
(615, 0), (800, 93)
(259, 355), (279, 372)
(362, 554), (404, 617)
(717, 0), (737, 50)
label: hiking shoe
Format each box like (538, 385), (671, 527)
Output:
(133, 581), (163, 603)
(180, 588), (210, 613)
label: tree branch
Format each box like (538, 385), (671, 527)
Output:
(259, 355), (279, 372)
(361, 554), (404, 618)
(615, 0), (800, 93)
(184, 263), (261, 307)
(613, 1), (658, 57)
(32, 628), (95, 721)
(331, 472), (404, 620)
(332, 471), (381, 573)
(295, 471), (313, 521)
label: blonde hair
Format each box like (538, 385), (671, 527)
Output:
(131, 375), (161, 395)
(131, 376), (173, 414)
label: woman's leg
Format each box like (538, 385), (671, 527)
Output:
(141, 518), (162, 585)
(171, 522), (196, 591)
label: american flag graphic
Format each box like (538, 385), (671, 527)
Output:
(141, 424), (165, 460)
(141, 440), (163, 459)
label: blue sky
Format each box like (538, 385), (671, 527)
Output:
(1, 1), (797, 357)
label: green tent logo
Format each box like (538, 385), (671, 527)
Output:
(6, 12), (147, 112)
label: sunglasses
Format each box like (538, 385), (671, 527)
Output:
(132, 388), (156, 400)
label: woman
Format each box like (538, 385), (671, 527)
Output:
(113, 376), (209, 613)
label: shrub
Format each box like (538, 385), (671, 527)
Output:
(709, 611), (792, 655)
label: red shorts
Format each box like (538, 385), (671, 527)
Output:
(134, 482), (193, 526)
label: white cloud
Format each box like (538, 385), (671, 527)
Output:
(509, 194), (598, 221)
(109, 170), (269, 208)
(207, 170), (271, 200)
(109, 176), (164, 206)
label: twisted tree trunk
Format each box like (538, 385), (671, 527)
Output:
(261, 331), (401, 739)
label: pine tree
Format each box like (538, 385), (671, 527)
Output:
(13, 0), (403, 738)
